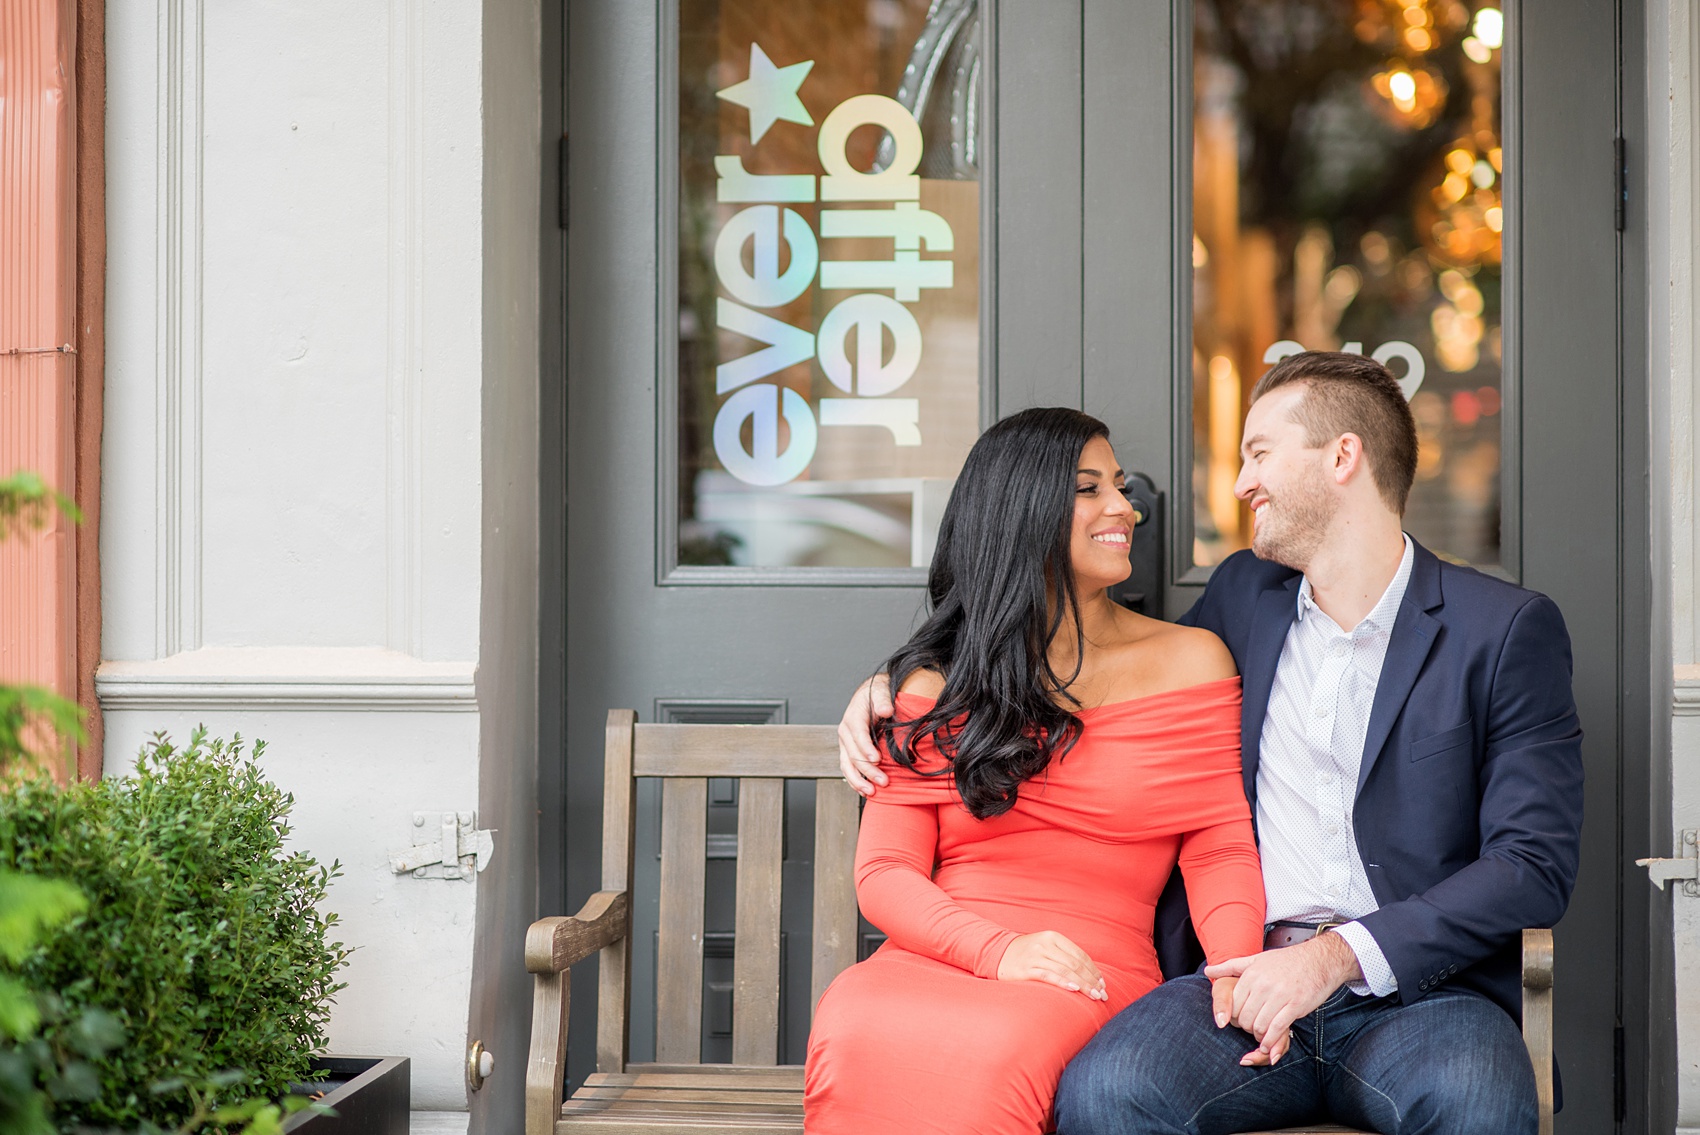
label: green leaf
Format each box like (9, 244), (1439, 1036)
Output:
(44, 1058), (101, 1101)
(0, 471), (80, 542)
(210, 1097), (266, 1122)
(64, 1008), (125, 1058)
(238, 1102), (285, 1135)
(0, 976), (40, 1041)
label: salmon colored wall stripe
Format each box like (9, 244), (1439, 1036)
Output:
(0, 0), (80, 726)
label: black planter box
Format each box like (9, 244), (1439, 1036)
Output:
(284, 1056), (410, 1134)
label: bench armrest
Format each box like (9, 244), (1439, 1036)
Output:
(1522, 928), (1554, 1135)
(526, 890), (630, 975)
(526, 890), (631, 1135)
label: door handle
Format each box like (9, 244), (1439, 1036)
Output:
(1109, 473), (1163, 618)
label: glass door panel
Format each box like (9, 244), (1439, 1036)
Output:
(676, 0), (982, 572)
(1190, 0), (1506, 570)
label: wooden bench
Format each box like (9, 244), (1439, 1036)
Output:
(524, 710), (1556, 1135)
(525, 711), (856, 1134)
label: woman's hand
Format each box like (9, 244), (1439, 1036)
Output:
(1211, 975), (1290, 1066)
(837, 674), (894, 796)
(996, 931), (1107, 1000)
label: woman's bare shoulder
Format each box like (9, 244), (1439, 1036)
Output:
(1141, 621), (1237, 684)
(896, 668), (946, 699)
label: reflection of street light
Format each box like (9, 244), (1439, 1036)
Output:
(1473, 7), (1504, 50)
(1371, 63), (1447, 128)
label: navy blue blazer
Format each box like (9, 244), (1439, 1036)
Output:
(1157, 539), (1584, 1024)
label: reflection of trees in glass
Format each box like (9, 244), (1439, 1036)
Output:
(879, 0), (980, 179)
(1193, 0), (1505, 567)
(678, 2), (726, 541)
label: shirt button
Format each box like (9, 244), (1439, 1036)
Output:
(1327, 884), (1341, 896)
(1314, 705), (1328, 719)
(1327, 823), (1340, 834)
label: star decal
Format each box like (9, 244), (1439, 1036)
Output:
(716, 42), (814, 145)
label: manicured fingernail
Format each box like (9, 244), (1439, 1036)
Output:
(1216, 1012), (1228, 1028)
(1066, 982), (1080, 991)
(1240, 1055), (1255, 1066)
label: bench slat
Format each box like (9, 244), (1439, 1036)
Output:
(655, 778), (708, 1064)
(811, 777), (861, 1016)
(613, 1063), (804, 1083)
(569, 1090), (802, 1110)
(733, 778), (784, 1065)
(561, 1114), (799, 1128)
(560, 1066), (808, 1133)
(633, 724), (839, 778)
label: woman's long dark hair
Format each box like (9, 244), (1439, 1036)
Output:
(874, 407), (1111, 819)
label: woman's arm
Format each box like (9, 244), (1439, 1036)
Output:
(854, 800), (1106, 998)
(1181, 817), (1288, 1064)
(853, 799), (1020, 978)
(1177, 817), (1265, 965)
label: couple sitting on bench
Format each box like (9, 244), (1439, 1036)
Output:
(805, 352), (1583, 1135)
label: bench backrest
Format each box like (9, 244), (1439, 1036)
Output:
(597, 710), (861, 1073)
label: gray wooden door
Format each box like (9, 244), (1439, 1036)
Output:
(553, 1), (1644, 1123)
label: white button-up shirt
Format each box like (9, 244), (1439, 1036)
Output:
(1255, 535), (1413, 997)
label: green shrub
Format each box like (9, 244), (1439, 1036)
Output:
(0, 731), (349, 1131)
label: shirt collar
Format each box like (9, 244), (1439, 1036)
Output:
(1295, 534), (1415, 633)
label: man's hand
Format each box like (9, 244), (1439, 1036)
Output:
(997, 931), (1107, 1000)
(1210, 976), (1289, 1066)
(1204, 932), (1362, 1064)
(837, 674), (894, 796)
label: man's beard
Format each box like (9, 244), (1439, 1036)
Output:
(1250, 466), (1336, 571)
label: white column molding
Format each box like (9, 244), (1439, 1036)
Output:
(156, 0), (203, 657)
(95, 648), (476, 713)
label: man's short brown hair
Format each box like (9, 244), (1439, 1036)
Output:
(1248, 351), (1419, 514)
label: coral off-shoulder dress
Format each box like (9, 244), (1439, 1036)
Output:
(803, 677), (1263, 1135)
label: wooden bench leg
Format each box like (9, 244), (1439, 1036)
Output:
(526, 967), (568, 1135)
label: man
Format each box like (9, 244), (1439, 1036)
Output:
(836, 352), (1583, 1133)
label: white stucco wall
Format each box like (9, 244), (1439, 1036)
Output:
(97, 1), (524, 1116)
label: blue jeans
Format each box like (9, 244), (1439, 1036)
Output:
(1054, 974), (1536, 1135)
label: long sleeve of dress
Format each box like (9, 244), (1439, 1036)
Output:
(1177, 816), (1265, 965)
(853, 799), (1020, 979)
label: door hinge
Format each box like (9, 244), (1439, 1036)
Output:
(1635, 828), (1698, 895)
(557, 134), (571, 229)
(1615, 135), (1627, 232)
(390, 811), (496, 880)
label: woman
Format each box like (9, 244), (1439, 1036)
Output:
(803, 408), (1265, 1134)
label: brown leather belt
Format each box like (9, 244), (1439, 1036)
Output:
(1263, 920), (1343, 950)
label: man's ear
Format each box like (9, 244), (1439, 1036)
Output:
(1332, 433), (1366, 485)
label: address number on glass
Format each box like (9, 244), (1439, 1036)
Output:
(1262, 339), (1425, 399)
